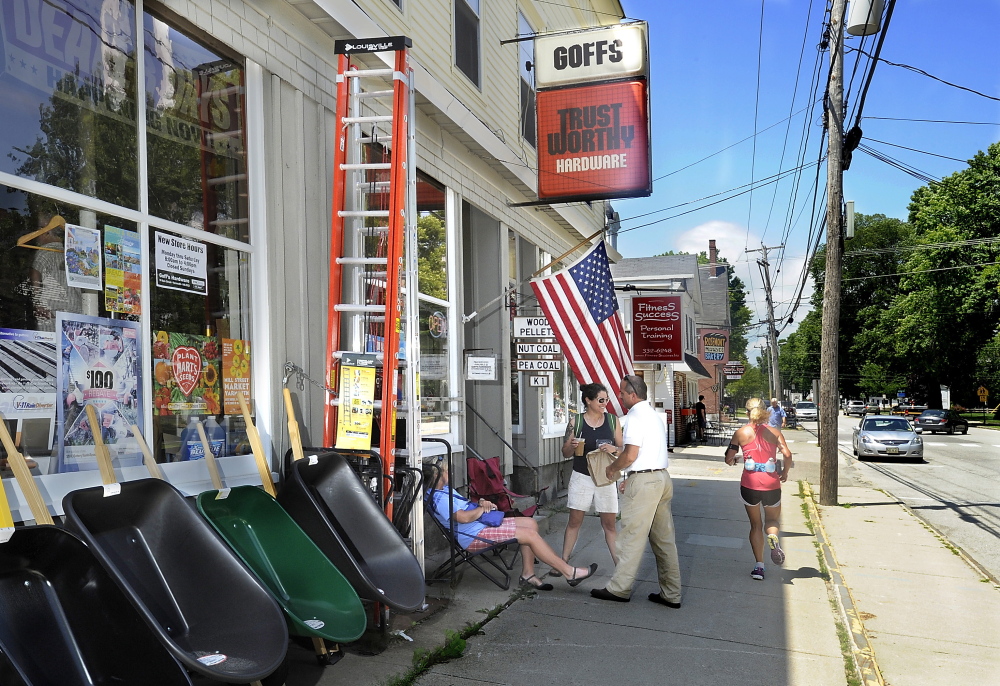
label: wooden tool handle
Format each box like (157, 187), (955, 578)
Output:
(131, 424), (164, 480)
(238, 393), (275, 497)
(196, 420), (224, 491)
(0, 416), (54, 526)
(283, 388), (306, 463)
(85, 405), (117, 485)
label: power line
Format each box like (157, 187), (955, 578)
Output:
(857, 143), (939, 184)
(848, 46), (1000, 103)
(838, 260), (1000, 282)
(745, 0), (767, 252)
(864, 137), (969, 163)
(846, 236), (1000, 257)
(864, 116), (1000, 126)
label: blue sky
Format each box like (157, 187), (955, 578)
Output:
(613, 0), (1000, 346)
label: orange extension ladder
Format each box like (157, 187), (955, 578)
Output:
(323, 37), (421, 534)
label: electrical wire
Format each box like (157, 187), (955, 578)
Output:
(849, 0), (896, 129)
(857, 144), (938, 183)
(864, 137), (969, 163)
(744, 0), (766, 254)
(838, 260), (1000, 282)
(846, 236), (1000, 257)
(864, 116), (1000, 126)
(847, 46), (1000, 103)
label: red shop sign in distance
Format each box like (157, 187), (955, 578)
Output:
(631, 296), (682, 363)
(536, 79), (651, 202)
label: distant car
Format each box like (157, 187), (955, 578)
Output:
(913, 409), (968, 435)
(863, 403), (882, 415)
(795, 401), (817, 421)
(891, 403), (927, 418)
(844, 401), (865, 417)
(852, 416), (923, 460)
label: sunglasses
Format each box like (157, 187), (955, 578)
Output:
(594, 397), (609, 403)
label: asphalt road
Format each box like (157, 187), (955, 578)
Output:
(831, 416), (1000, 582)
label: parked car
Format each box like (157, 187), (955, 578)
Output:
(913, 409), (969, 435)
(794, 401), (817, 421)
(844, 400), (865, 417)
(852, 416), (923, 461)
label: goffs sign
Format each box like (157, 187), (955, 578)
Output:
(534, 24), (648, 89)
(631, 296), (682, 363)
(534, 22), (651, 203)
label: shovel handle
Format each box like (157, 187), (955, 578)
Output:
(131, 424), (164, 480)
(238, 393), (275, 496)
(85, 405), (117, 485)
(196, 420), (224, 491)
(0, 415), (54, 526)
(283, 388), (306, 463)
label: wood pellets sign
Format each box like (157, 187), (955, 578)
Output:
(534, 22), (651, 202)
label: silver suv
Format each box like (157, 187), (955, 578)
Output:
(845, 401), (865, 417)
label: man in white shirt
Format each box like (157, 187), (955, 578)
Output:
(590, 375), (682, 608)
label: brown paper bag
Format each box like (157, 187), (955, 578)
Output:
(586, 450), (618, 488)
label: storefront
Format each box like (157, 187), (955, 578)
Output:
(0, 0), (622, 521)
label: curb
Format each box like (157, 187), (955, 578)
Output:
(801, 481), (884, 686)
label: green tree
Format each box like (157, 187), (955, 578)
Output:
(868, 144), (1000, 406)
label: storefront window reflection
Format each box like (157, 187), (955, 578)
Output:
(416, 173), (451, 434)
(149, 228), (252, 463)
(144, 11), (248, 241)
(0, 0), (139, 208)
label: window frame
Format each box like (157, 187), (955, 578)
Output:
(454, 0), (482, 88)
(517, 12), (536, 147)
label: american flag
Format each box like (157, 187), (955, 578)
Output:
(530, 241), (634, 417)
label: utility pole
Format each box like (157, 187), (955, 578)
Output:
(820, 0), (846, 506)
(747, 244), (783, 402)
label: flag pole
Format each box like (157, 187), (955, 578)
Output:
(532, 228), (605, 278)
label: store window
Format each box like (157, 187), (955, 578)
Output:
(455, 0), (481, 86)
(0, 0), (139, 209)
(144, 11), (249, 241)
(149, 228), (251, 463)
(536, 252), (574, 435)
(0, 4), (254, 478)
(416, 173), (454, 435)
(518, 12), (536, 147)
(0, 186), (140, 471)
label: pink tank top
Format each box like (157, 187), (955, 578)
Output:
(740, 424), (781, 491)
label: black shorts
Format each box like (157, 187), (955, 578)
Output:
(740, 486), (781, 508)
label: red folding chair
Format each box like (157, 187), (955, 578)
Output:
(466, 455), (544, 518)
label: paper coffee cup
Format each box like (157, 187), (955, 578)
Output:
(574, 440), (586, 456)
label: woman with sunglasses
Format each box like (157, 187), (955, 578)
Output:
(552, 382), (624, 575)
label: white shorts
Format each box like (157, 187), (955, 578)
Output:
(567, 470), (619, 514)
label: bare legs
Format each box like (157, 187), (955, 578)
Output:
(512, 517), (589, 580)
(744, 503), (781, 564)
(562, 509), (619, 566)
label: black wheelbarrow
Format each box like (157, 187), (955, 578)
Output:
(277, 449), (425, 612)
(63, 478), (289, 684)
(0, 526), (192, 686)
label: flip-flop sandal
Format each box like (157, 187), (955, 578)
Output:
(567, 563), (598, 587)
(519, 575), (553, 591)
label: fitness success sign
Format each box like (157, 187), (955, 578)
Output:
(631, 296), (682, 363)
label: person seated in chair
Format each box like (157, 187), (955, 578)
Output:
(426, 462), (597, 591)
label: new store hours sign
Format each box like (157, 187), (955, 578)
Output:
(632, 296), (682, 363)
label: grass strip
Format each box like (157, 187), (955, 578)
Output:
(382, 585), (533, 686)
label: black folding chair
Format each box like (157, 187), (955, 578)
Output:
(422, 440), (520, 590)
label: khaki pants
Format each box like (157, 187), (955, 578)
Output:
(605, 470), (682, 602)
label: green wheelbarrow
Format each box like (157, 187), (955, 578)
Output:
(196, 485), (368, 658)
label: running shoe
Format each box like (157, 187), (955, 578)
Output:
(768, 534), (785, 565)
(751, 564), (765, 581)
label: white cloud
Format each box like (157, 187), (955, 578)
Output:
(673, 220), (814, 356)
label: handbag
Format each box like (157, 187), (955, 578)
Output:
(465, 501), (504, 527)
(586, 449), (618, 488)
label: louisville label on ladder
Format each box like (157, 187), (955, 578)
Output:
(324, 36), (422, 527)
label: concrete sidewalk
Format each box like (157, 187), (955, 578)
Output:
(283, 428), (1000, 686)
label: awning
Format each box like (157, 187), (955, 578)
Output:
(669, 354), (713, 380)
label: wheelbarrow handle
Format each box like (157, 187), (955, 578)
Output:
(85, 404), (117, 486)
(238, 392), (276, 497)
(196, 420), (224, 491)
(0, 412), (54, 525)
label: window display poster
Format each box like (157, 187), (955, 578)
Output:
(152, 331), (221, 415)
(154, 232), (208, 295)
(0, 328), (56, 419)
(221, 339), (252, 415)
(335, 353), (378, 451)
(64, 224), (103, 290)
(104, 226), (142, 314)
(55, 314), (142, 472)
